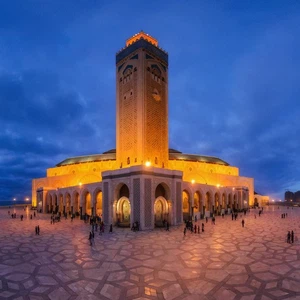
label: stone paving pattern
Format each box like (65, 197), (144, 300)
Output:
(0, 206), (300, 300)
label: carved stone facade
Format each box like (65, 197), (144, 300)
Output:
(116, 36), (168, 169)
(31, 32), (262, 229)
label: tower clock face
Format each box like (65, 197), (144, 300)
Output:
(152, 90), (161, 102)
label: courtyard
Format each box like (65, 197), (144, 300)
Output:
(0, 206), (299, 300)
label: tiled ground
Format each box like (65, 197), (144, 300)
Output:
(0, 206), (300, 300)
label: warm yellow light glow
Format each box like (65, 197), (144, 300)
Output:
(79, 182), (82, 187)
(25, 197), (29, 201)
(145, 161), (151, 167)
(216, 184), (220, 188)
(232, 187), (235, 190)
(191, 179), (195, 184)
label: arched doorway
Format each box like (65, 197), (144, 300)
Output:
(154, 197), (169, 227)
(214, 193), (220, 215)
(228, 194), (232, 210)
(205, 192), (212, 216)
(73, 191), (80, 215)
(82, 192), (92, 216)
(233, 194), (237, 210)
(116, 197), (131, 226)
(65, 193), (71, 214)
(95, 190), (102, 216)
(58, 194), (64, 213)
(47, 194), (53, 213)
(193, 192), (201, 217)
(115, 183), (130, 227)
(182, 190), (191, 221)
(254, 198), (258, 207)
(53, 194), (58, 214)
(222, 193), (226, 212)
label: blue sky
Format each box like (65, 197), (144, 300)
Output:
(0, 0), (299, 201)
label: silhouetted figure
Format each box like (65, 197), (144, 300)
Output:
(242, 219), (245, 227)
(202, 223), (204, 232)
(197, 225), (200, 234)
(287, 231), (291, 244)
(291, 231), (294, 243)
(37, 225), (40, 235)
(109, 224), (113, 233)
(166, 222), (170, 231)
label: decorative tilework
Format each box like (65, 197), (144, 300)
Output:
(133, 178), (140, 223)
(144, 178), (152, 227)
(103, 182), (109, 224)
(116, 39), (168, 65)
(176, 182), (182, 224)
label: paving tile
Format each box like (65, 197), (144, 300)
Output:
(1, 206), (300, 299)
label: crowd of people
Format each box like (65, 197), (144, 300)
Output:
(6, 205), (298, 247)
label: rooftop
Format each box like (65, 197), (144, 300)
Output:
(56, 149), (229, 167)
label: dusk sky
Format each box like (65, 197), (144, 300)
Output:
(0, 1), (300, 202)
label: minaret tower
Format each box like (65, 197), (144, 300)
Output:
(116, 31), (169, 168)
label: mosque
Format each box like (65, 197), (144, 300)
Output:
(32, 32), (266, 230)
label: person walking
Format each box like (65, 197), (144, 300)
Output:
(35, 226), (38, 235)
(287, 231), (291, 244)
(291, 230), (294, 244)
(109, 224), (113, 233)
(202, 223), (204, 232)
(37, 225), (40, 235)
(242, 219), (245, 228)
(166, 222), (170, 231)
(197, 225), (200, 234)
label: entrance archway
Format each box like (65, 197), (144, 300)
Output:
(205, 192), (212, 215)
(95, 190), (102, 216)
(228, 194), (232, 209)
(233, 194), (237, 210)
(154, 197), (168, 227)
(222, 193), (226, 211)
(116, 197), (131, 226)
(83, 192), (92, 216)
(73, 191), (80, 214)
(66, 193), (71, 214)
(214, 193), (220, 215)
(47, 194), (52, 213)
(254, 198), (258, 207)
(193, 191), (202, 216)
(182, 190), (191, 221)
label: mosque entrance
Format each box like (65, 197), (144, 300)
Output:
(116, 197), (131, 227)
(154, 197), (168, 227)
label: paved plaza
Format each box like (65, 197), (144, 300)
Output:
(0, 206), (300, 300)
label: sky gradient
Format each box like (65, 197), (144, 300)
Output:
(0, 0), (300, 202)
